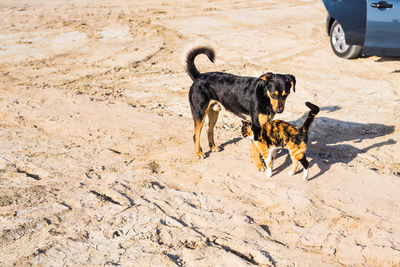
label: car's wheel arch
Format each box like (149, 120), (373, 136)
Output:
(326, 15), (336, 36)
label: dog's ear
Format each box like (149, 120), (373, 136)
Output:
(286, 74), (296, 92)
(259, 72), (273, 82)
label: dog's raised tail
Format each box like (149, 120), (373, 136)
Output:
(185, 46), (215, 81)
(300, 102), (320, 134)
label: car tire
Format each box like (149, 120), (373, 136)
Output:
(329, 20), (362, 59)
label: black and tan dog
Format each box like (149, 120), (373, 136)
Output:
(185, 46), (296, 169)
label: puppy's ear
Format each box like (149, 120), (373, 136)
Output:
(259, 72), (273, 82)
(241, 120), (251, 127)
(286, 74), (296, 92)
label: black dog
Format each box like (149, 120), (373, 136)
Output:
(185, 46), (296, 168)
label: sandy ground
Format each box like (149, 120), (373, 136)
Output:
(1, 0), (400, 266)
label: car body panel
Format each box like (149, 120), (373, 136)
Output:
(322, 0), (366, 45)
(364, 0), (400, 56)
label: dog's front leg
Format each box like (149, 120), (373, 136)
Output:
(250, 141), (265, 171)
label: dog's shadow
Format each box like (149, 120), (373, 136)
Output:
(272, 106), (396, 180)
(219, 137), (242, 151)
(204, 137), (242, 158)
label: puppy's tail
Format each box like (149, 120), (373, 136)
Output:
(300, 102), (320, 134)
(184, 46), (215, 81)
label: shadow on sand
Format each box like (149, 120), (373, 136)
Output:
(204, 137), (242, 158)
(357, 55), (400, 73)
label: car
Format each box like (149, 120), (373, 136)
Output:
(322, 0), (400, 59)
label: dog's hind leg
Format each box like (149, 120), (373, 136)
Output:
(193, 116), (207, 159)
(190, 86), (211, 159)
(207, 101), (221, 152)
(191, 100), (213, 159)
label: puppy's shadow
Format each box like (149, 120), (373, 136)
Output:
(272, 150), (292, 176)
(287, 106), (396, 180)
(320, 105), (341, 113)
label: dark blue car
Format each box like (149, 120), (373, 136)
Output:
(323, 0), (400, 58)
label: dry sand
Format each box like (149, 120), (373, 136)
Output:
(1, 0), (400, 266)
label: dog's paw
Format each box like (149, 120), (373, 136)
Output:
(210, 145), (220, 152)
(196, 152), (206, 159)
(288, 171), (294, 176)
(266, 169), (272, 177)
(212, 103), (222, 112)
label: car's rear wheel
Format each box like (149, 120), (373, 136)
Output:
(330, 20), (362, 59)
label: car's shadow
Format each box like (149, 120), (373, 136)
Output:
(375, 56), (400, 73)
(271, 106), (396, 180)
(374, 56), (400, 62)
(359, 55), (400, 61)
(359, 55), (400, 72)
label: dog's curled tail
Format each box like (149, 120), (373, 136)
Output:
(185, 46), (215, 81)
(300, 102), (320, 134)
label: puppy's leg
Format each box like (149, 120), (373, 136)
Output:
(264, 147), (276, 177)
(288, 151), (299, 176)
(250, 142), (265, 171)
(289, 159), (299, 176)
(299, 157), (310, 181)
(207, 101), (221, 152)
(271, 149), (277, 161)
